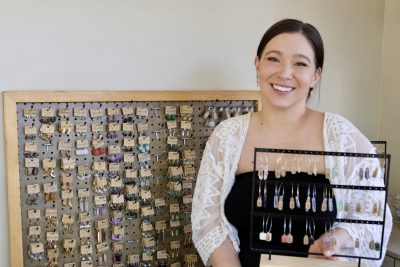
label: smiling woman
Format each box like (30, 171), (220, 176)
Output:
(191, 18), (393, 267)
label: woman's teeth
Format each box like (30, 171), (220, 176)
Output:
(272, 84), (293, 92)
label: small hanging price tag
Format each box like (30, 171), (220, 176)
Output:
(108, 162), (120, 172)
(27, 184), (40, 194)
(108, 145), (121, 154)
(137, 123), (148, 132)
(110, 177), (123, 188)
(61, 189), (73, 200)
(142, 220), (153, 232)
(41, 107), (55, 117)
(61, 214), (74, 224)
(25, 158), (39, 168)
(79, 228), (91, 238)
(73, 108), (87, 118)
(94, 195), (107, 205)
(140, 189), (152, 199)
(140, 168), (152, 178)
(46, 231), (59, 241)
(58, 140), (72, 151)
(122, 122), (134, 132)
(107, 123), (120, 132)
(127, 201), (139, 210)
(29, 226), (41, 236)
(124, 154), (135, 163)
(137, 152), (151, 162)
(43, 182), (58, 193)
(167, 120), (177, 129)
(155, 198), (166, 207)
(170, 203), (180, 213)
(165, 106), (177, 115)
(111, 194), (124, 204)
(58, 108), (70, 118)
(107, 107), (120, 116)
(92, 161), (106, 172)
(80, 261), (92, 267)
(142, 252), (153, 262)
(24, 142), (37, 152)
(96, 242), (109, 253)
(75, 124), (87, 133)
(157, 250), (168, 260)
(76, 139), (88, 149)
(180, 121), (192, 130)
(142, 237), (156, 247)
(24, 108), (36, 118)
(155, 220), (167, 230)
(24, 125), (36, 135)
(40, 124), (55, 134)
(171, 240), (181, 249)
(127, 254), (140, 264)
(63, 239), (76, 249)
(96, 219), (109, 230)
(122, 106), (134, 115)
(168, 151), (180, 161)
(125, 184), (138, 195)
(80, 244), (93, 255)
(180, 105), (193, 115)
(123, 138), (135, 147)
(30, 242), (44, 254)
(142, 206), (155, 216)
(91, 122), (103, 133)
(125, 169), (137, 179)
(28, 209), (41, 219)
(77, 188), (90, 198)
(167, 136), (178, 145)
(90, 108), (103, 118)
(92, 138), (104, 149)
(138, 136), (150, 145)
(136, 107), (148, 117)
(45, 208), (57, 218)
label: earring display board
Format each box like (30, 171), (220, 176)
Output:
(3, 90), (260, 267)
(250, 147), (390, 266)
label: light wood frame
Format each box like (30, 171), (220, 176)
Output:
(3, 90), (260, 267)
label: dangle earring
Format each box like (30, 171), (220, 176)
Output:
(295, 184), (301, 209)
(311, 185), (317, 213)
(303, 218), (309, 245)
(308, 218), (316, 245)
(321, 187), (328, 212)
(305, 185), (311, 212)
(281, 217), (288, 244)
(273, 183), (279, 209)
(278, 184), (284, 211)
(286, 217), (293, 244)
(262, 155), (269, 208)
(259, 216), (267, 241)
(328, 188), (334, 212)
(256, 159), (263, 208)
(289, 183), (295, 210)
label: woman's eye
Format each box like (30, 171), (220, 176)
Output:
(295, 62), (307, 67)
(266, 57), (278, 62)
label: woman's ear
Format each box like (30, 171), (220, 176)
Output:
(311, 67), (322, 87)
(254, 56), (260, 71)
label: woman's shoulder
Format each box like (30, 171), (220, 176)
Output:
(324, 112), (374, 153)
(211, 112), (251, 136)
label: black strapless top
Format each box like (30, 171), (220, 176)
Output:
(225, 171), (337, 267)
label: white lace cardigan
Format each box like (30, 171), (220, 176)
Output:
(192, 112), (393, 267)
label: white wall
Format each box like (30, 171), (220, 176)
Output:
(0, 1), (386, 266)
(380, 0), (400, 195)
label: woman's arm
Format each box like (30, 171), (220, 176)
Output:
(210, 238), (242, 267)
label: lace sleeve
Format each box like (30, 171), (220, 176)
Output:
(326, 114), (393, 267)
(191, 125), (231, 266)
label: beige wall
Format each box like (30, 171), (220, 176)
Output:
(380, 0), (400, 195)
(0, 1), (388, 266)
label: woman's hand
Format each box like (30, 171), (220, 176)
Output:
(308, 228), (350, 259)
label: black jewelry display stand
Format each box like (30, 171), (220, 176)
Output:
(250, 145), (390, 267)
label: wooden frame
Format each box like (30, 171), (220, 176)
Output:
(3, 90), (260, 267)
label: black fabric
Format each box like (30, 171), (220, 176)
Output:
(224, 171), (337, 267)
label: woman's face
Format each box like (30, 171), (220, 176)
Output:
(255, 32), (321, 111)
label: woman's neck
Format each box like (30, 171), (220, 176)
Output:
(256, 104), (311, 131)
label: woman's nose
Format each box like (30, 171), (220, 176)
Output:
(277, 63), (293, 80)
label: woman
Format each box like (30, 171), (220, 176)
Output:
(192, 19), (392, 267)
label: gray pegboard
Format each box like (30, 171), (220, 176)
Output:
(17, 100), (256, 267)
